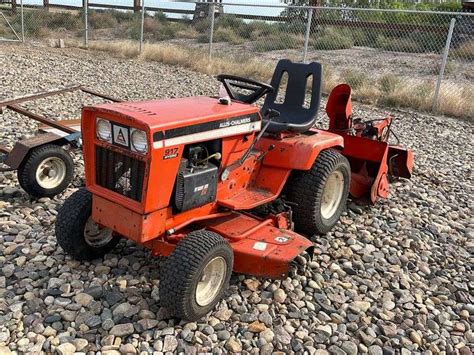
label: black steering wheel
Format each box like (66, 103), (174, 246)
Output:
(216, 74), (274, 104)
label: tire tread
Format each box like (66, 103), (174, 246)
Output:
(160, 230), (233, 320)
(285, 149), (350, 235)
(18, 144), (74, 198)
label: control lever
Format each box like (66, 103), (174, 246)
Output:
(239, 109), (280, 165)
(220, 109), (280, 182)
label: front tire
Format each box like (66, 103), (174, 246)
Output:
(285, 149), (350, 235)
(55, 188), (120, 260)
(160, 230), (233, 321)
(18, 144), (74, 198)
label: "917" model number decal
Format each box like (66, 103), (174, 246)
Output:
(163, 148), (179, 160)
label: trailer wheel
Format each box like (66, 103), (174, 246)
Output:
(55, 188), (120, 260)
(160, 230), (233, 321)
(18, 144), (74, 198)
(285, 149), (350, 235)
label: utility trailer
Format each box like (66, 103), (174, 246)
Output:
(0, 86), (121, 198)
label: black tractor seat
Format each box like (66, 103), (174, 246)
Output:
(261, 59), (322, 134)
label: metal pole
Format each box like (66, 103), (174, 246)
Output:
(432, 17), (456, 112)
(140, 0), (145, 52)
(20, 0), (24, 43)
(208, 2), (216, 61)
(303, 8), (313, 63)
(84, 0), (88, 47)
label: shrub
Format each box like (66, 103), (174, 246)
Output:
(197, 27), (244, 45)
(44, 11), (81, 30)
(375, 35), (424, 53)
(351, 29), (382, 48)
(379, 81), (433, 112)
(88, 10), (118, 29)
(312, 28), (354, 50)
(128, 16), (187, 42)
(214, 27), (244, 44)
(109, 10), (136, 23)
(194, 18), (212, 33)
(0, 22), (8, 37)
(154, 11), (167, 23)
(174, 27), (198, 39)
(244, 21), (274, 40)
(215, 14), (245, 30)
(343, 69), (368, 90)
(322, 65), (338, 94)
(409, 31), (444, 53)
(254, 33), (304, 52)
(354, 85), (380, 105)
(451, 41), (474, 61)
(379, 74), (401, 94)
(277, 21), (305, 35)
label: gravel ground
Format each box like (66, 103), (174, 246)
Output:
(0, 44), (473, 355)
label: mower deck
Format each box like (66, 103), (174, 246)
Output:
(199, 212), (313, 279)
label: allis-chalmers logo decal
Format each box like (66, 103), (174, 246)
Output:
(219, 117), (251, 128)
(113, 125), (129, 147)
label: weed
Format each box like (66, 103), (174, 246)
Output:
(312, 27), (354, 50)
(379, 74), (401, 94)
(343, 69), (368, 90)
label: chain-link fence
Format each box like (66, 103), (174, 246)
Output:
(1, 1), (473, 118)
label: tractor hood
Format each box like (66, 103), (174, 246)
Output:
(85, 96), (260, 132)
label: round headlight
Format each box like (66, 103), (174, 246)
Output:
(131, 129), (148, 153)
(96, 119), (111, 141)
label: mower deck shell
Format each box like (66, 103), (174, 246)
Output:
(92, 193), (313, 279)
(199, 212), (313, 279)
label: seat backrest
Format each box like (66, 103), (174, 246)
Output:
(262, 59), (322, 133)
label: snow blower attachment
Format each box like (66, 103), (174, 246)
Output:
(55, 59), (413, 321)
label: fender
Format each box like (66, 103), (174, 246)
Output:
(256, 129), (344, 170)
(4, 132), (80, 169)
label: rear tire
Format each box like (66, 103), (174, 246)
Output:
(18, 144), (74, 198)
(55, 188), (120, 260)
(160, 230), (233, 321)
(285, 149), (350, 235)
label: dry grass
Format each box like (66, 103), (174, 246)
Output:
(0, 22), (8, 37)
(354, 85), (381, 105)
(69, 40), (473, 119)
(437, 85), (474, 118)
(343, 69), (369, 90)
(451, 41), (474, 61)
(87, 40), (140, 58)
(322, 65), (339, 95)
(82, 40), (273, 81)
(378, 80), (434, 112)
(375, 79), (474, 118)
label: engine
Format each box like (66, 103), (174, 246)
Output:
(173, 141), (221, 212)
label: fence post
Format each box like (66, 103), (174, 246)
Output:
(432, 17), (456, 112)
(139, 0), (145, 52)
(208, 2), (215, 62)
(20, 0), (24, 42)
(83, 0), (88, 47)
(302, 8), (313, 63)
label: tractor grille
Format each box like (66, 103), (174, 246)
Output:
(95, 146), (145, 202)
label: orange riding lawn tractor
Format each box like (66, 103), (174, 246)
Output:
(55, 60), (413, 321)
